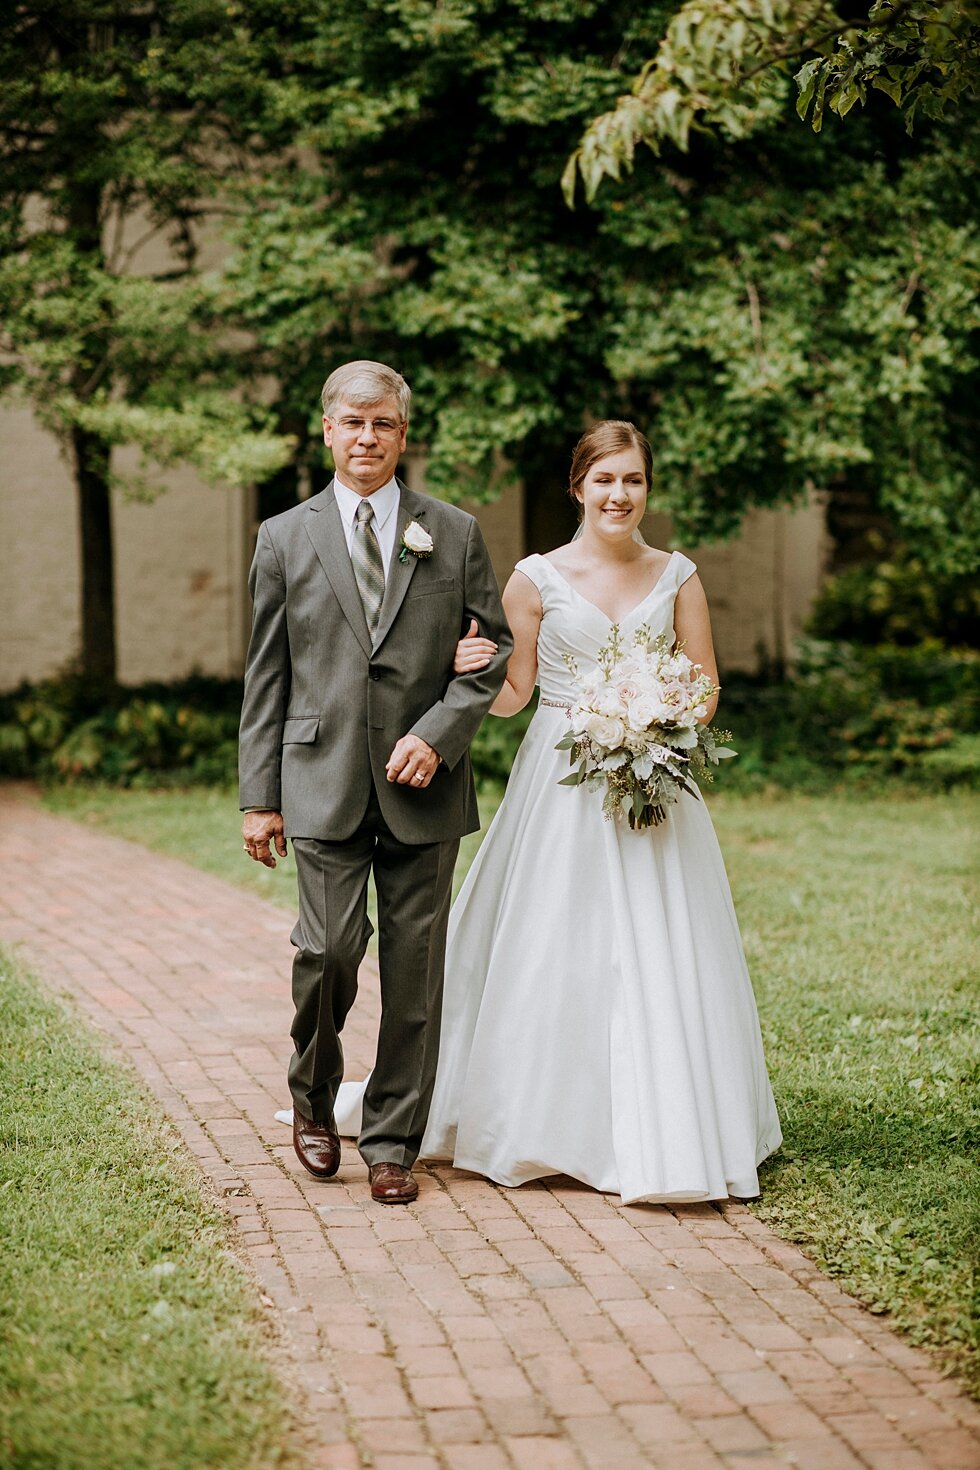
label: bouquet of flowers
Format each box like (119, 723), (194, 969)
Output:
(555, 625), (736, 829)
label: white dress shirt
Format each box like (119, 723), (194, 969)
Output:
(333, 475), (401, 576)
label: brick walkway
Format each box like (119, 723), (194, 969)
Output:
(1, 785), (977, 1470)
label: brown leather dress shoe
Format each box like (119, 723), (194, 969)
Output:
(369, 1162), (418, 1204)
(293, 1108), (341, 1179)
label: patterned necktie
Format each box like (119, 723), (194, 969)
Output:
(352, 498), (385, 636)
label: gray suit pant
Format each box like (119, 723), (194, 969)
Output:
(288, 787), (459, 1168)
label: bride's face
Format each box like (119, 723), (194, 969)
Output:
(576, 448), (648, 538)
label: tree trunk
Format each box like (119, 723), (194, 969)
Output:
(73, 424), (116, 682)
(66, 177), (117, 683)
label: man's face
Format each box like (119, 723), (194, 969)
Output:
(323, 397), (408, 496)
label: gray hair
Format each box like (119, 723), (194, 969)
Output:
(320, 360), (412, 421)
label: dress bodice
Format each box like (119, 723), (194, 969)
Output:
(513, 551), (698, 705)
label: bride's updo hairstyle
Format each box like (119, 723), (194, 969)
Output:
(568, 420), (653, 509)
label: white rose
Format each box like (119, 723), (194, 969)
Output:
(625, 693), (661, 730)
(584, 712), (626, 750)
(596, 688), (623, 718)
(402, 520), (434, 554)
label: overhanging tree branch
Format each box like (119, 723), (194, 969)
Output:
(564, 0), (980, 204)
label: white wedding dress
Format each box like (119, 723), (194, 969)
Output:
(317, 551), (782, 1203)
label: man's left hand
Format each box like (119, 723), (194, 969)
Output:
(386, 735), (440, 788)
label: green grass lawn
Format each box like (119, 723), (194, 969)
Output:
(41, 782), (980, 1393)
(0, 949), (302, 1470)
(718, 791), (979, 1393)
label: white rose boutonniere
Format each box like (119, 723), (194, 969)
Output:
(399, 519), (434, 562)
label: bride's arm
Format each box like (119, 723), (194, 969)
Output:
(489, 570), (542, 716)
(450, 569), (541, 713)
(674, 574), (721, 724)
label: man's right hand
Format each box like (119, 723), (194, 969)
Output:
(242, 809), (287, 868)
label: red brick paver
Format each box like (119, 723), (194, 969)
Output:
(1, 785), (977, 1470)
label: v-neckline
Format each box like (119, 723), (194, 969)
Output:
(543, 551), (677, 625)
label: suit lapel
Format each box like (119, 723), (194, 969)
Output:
(305, 488), (373, 659)
(372, 486), (424, 651)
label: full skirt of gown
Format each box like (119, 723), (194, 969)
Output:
(330, 551), (782, 1204)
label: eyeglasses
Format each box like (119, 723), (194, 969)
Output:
(333, 416), (404, 438)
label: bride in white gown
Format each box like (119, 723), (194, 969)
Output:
(283, 421), (781, 1204)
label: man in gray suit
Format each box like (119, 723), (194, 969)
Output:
(239, 361), (511, 1203)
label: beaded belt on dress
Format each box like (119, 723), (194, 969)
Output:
(539, 697), (570, 710)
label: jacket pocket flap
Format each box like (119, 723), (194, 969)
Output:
(409, 577), (455, 598)
(282, 716), (319, 744)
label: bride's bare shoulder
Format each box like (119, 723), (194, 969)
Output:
(542, 543), (578, 570)
(629, 545), (674, 578)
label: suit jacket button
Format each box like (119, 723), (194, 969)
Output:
(370, 670), (381, 681)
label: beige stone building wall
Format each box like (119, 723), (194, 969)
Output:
(0, 403), (252, 689)
(112, 456), (253, 686)
(643, 499), (829, 673)
(1, 402), (828, 691)
(0, 404), (80, 688)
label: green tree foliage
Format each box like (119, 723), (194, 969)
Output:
(565, 0), (980, 202)
(2, 0), (975, 700)
(0, 4), (291, 679)
(224, 0), (977, 571)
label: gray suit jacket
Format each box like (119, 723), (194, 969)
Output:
(238, 481), (512, 844)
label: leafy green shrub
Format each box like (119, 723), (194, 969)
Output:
(0, 676), (242, 786)
(50, 702), (240, 785)
(837, 698), (958, 773)
(4, 643), (975, 792)
(0, 674), (533, 789)
(808, 543), (980, 648)
(915, 733), (980, 787)
(723, 640), (980, 787)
